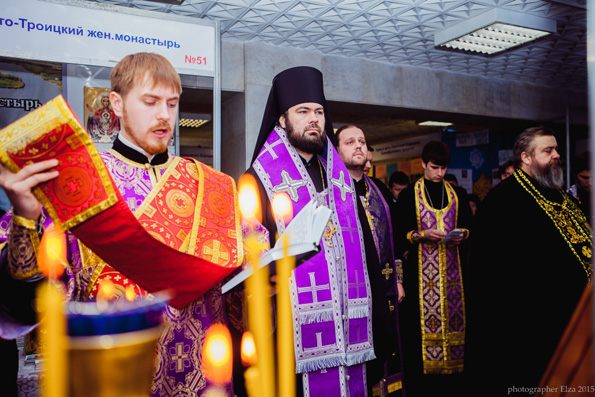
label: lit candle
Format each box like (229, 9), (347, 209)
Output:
(272, 194), (296, 397)
(239, 174), (275, 397)
(125, 285), (136, 302)
(244, 236), (275, 397)
(238, 173), (262, 227)
(241, 331), (259, 397)
(37, 224), (67, 397)
(241, 331), (257, 367)
(201, 323), (233, 387)
(276, 234), (295, 397)
(96, 278), (116, 312)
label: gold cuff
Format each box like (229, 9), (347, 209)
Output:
(7, 221), (41, 280)
(11, 214), (37, 230)
(408, 230), (424, 244)
(395, 259), (403, 283)
(461, 228), (470, 240)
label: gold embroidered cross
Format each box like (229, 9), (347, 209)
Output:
(427, 316), (440, 331)
(426, 279), (437, 290)
(388, 299), (394, 312)
(451, 315), (463, 330)
(203, 240), (230, 264)
(171, 342), (190, 373)
(382, 263), (393, 280)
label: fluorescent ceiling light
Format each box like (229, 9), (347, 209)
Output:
(144, 0), (185, 4)
(435, 9), (556, 55)
(419, 121), (453, 127)
(179, 118), (209, 128)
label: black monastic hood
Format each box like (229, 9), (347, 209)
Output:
(251, 66), (335, 164)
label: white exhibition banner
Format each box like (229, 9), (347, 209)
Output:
(372, 132), (441, 162)
(0, 0), (215, 76)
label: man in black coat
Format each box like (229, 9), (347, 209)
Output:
(468, 126), (592, 396)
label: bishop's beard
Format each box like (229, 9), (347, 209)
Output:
(285, 119), (326, 154)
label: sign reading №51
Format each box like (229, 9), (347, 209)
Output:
(0, 0), (216, 77)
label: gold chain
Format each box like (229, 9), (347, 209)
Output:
(515, 170), (592, 278)
(362, 178), (375, 232)
(317, 156), (326, 191)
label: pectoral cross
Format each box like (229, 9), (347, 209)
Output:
(323, 221), (337, 247)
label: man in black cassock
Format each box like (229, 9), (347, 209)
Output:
(468, 126), (592, 395)
(335, 124), (406, 396)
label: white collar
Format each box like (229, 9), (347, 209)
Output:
(118, 134), (154, 162)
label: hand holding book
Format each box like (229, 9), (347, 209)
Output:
(222, 199), (332, 294)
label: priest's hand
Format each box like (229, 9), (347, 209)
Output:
(448, 228), (465, 246)
(0, 159), (59, 220)
(397, 283), (405, 303)
(424, 228), (446, 242)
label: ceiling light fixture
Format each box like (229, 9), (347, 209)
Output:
(434, 9), (556, 55)
(419, 121), (453, 127)
(144, 0), (185, 5)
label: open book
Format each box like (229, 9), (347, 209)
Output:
(221, 199), (332, 294)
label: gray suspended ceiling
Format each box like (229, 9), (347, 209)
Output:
(91, 0), (587, 90)
(87, 0), (588, 145)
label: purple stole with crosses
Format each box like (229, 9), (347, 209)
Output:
(253, 127), (375, 396)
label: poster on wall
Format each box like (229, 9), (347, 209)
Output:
(447, 168), (473, 194)
(0, 59), (62, 128)
(0, 59), (62, 211)
(373, 133), (440, 163)
(84, 87), (120, 144)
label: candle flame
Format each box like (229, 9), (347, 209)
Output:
(238, 174), (262, 225)
(125, 285), (136, 301)
(38, 223), (66, 280)
(241, 331), (257, 367)
(202, 323), (232, 385)
(97, 279), (116, 300)
(271, 192), (293, 224)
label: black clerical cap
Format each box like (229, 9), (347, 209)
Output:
(251, 66), (335, 164)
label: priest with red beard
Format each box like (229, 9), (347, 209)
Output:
(468, 126), (592, 395)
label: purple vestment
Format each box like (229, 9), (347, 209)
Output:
(412, 178), (465, 374)
(253, 127), (375, 396)
(0, 149), (231, 397)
